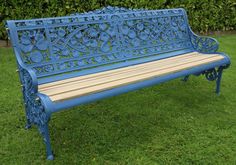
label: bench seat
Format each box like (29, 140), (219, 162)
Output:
(39, 52), (224, 102)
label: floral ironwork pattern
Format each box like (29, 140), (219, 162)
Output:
(190, 32), (219, 53)
(202, 64), (230, 80)
(13, 8), (191, 78)
(72, 6), (141, 15)
(203, 68), (218, 81)
(18, 64), (49, 128)
(10, 44), (55, 158)
(118, 15), (190, 57)
(18, 29), (49, 64)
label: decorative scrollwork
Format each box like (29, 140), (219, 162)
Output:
(203, 68), (218, 81)
(18, 64), (49, 128)
(190, 32), (219, 53)
(72, 6), (140, 15)
(18, 29), (49, 64)
(202, 65), (229, 82)
(12, 8), (192, 77)
(15, 53), (54, 159)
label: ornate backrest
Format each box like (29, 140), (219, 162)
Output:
(71, 6), (142, 15)
(7, 7), (192, 79)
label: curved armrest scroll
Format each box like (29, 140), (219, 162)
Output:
(14, 48), (54, 125)
(14, 48), (38, 93)
(190, 31), (219, 53)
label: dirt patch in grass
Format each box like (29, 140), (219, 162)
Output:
(0, 39), (11, 47)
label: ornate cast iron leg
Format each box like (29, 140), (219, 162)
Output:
(203, 66), (228, 94)
(39, 123), (54, 160)
(22, 92), (33, 129)
(18, 62), (55, 160)
(24, 106), (32, 129)
(23, 94), (54, 160)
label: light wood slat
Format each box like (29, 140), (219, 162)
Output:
(40, 54), (221, 96)
(46, 55), (223, 102)
(39, 53), (202, 92)
(39, 52), (199, 90)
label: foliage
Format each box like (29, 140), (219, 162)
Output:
(0, 0), (236, 39)
(0, 34), (236, 163)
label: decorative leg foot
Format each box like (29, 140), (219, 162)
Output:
(47, 154), (54, 160)
(216, 67), (223, 95)
(39, 123), (54, 160)
(25, 120), (32, 129)
(182, 75), (190, 82)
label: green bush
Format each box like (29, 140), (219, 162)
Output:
(0, 0), (236, 40)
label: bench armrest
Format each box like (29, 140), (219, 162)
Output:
(14, 48), (53, 121)
(190, 31), (219, 53)
(14, 48), (38, 93)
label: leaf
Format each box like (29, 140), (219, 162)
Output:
(58, 29), (66, 37)
(72, 50), (80, 57)
(21, 35), (31, 45)
(100, 32), (110, 41)
(20, 44), (34, 53)
(30, 51), (43, 63)
(128, 30), (136, 39)
(101, 42), (110, 52)
(61, 49), (70, 56)
(36, 39), (48, 50)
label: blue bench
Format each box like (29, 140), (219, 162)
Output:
(6, 7), (230, 160)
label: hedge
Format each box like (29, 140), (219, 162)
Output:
(0, 0), (236, 40)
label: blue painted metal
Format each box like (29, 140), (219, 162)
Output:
(6, 6), (231, 160)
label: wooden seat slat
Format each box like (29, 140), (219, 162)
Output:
(40, 54), (224, 102)
(39, 54), (221, 96)
(39, 52), (200, 90)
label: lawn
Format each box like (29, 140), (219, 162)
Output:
(0, 35), (236, 164)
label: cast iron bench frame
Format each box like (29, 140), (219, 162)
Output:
(6, 6), (230, 160)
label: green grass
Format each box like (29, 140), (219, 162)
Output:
(0, 35), (236, 164)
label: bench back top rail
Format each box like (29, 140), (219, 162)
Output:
(7, 8), (193, 80)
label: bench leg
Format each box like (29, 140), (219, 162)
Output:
(25, 99), (54, 160)
(216, 67), (223, 95)
(25, 119), (32, 129)
(182, 75), (190, 82)
(203, 66), (228, 95)
(39, 123), (54, 160)
(24, 104), (32, 129)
